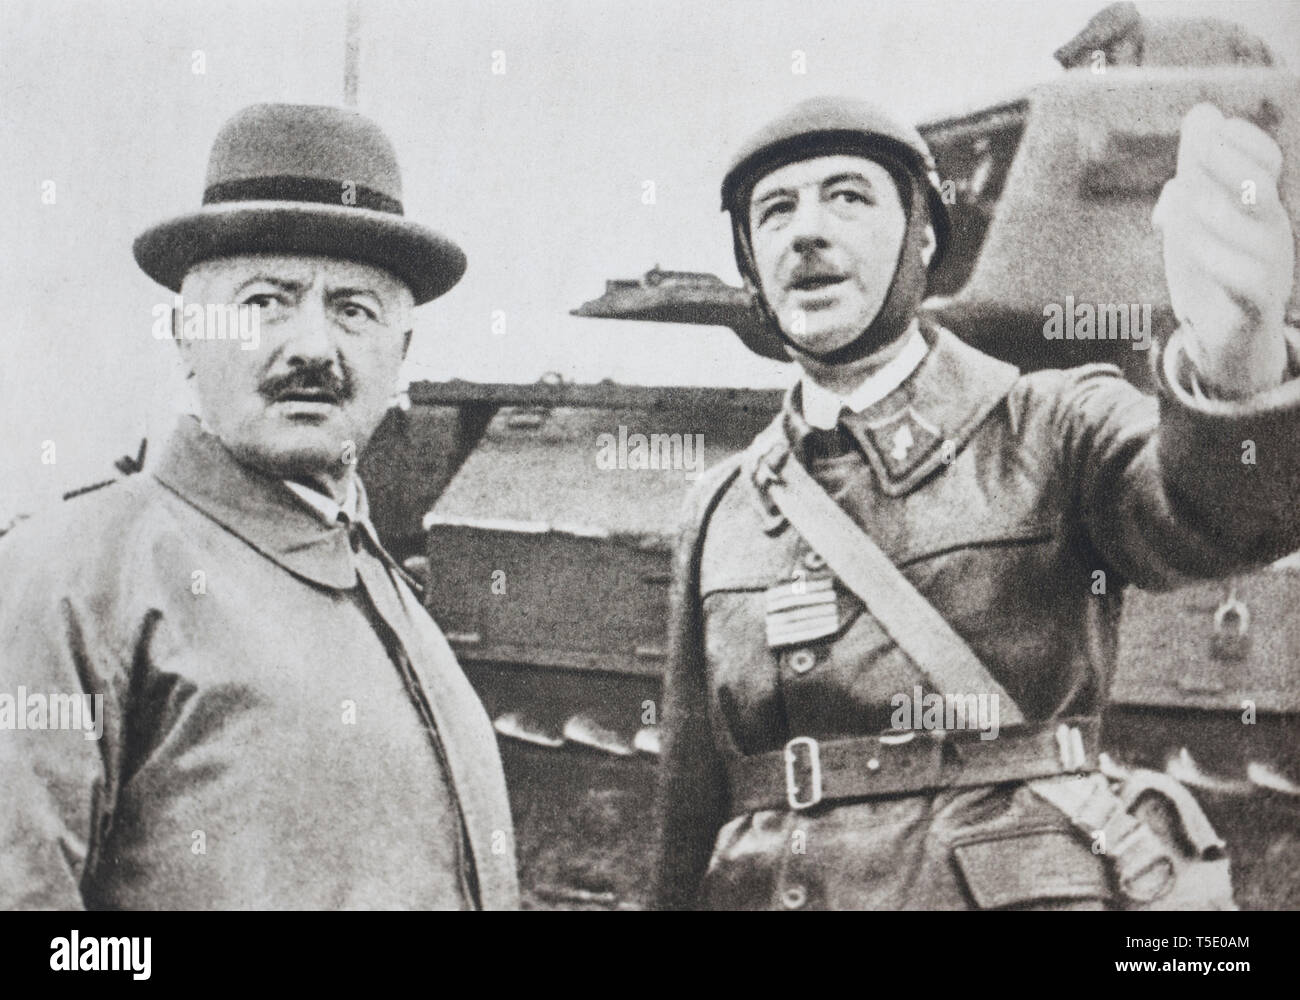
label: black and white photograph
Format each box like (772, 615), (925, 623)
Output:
(1, 0), (1298, 957)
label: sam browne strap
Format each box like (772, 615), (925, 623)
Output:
(754, 442), (1025, 727)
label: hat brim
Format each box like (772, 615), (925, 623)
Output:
(133, 202), (466, 305)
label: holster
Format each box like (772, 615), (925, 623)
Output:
(1029, 768), (1236, 910)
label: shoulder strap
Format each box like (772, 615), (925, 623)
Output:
(759, 445), (1026, 727)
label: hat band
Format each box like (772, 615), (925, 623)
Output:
(203, 175), (404, 215)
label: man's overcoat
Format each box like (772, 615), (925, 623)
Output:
(0, 416), (518, 909)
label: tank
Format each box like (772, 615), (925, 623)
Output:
(323, 6), (1300, 908)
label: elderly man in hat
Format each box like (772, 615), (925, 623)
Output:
(653, 96), (1300, 910)
(0, 104), (518, 909)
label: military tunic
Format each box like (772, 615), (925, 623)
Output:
(654, 321), (1300, 910)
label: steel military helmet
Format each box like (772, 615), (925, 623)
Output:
(721, 96), (951, 362)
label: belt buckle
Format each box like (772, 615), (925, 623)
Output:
(750, 446), (789, 535)
(754, 444), (786, 487)
(784, 736), (823, 811)
(1055, 723), (1087, 772)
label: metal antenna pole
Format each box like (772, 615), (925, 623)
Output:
(343, 0), (361, 107)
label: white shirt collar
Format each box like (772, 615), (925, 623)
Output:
(284, 474), (364, 526)
(800, 323), (929, 430)
(192, 417), (365, 525)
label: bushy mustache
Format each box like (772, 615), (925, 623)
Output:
(259, 361), (353, 403)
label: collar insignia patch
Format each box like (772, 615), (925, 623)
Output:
(861, 406), (943, 481)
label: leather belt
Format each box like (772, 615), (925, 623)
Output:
(727, 718), (1100, 813)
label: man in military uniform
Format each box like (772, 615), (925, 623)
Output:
(653, 96), (1299, 910)
(0, 104), (518, 909)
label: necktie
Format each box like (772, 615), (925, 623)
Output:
(803, 407), (858, 460)
(342, 516), (406, 615)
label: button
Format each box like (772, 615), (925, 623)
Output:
(802, 550), (826, 571)
(781, 885), (807, 910)
(789, 648), (817, 674)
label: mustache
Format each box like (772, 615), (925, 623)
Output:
(787, 255), (846, 286)
(259, 362), (353, 403)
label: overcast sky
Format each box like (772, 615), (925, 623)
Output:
(2, 0), (1298, 520)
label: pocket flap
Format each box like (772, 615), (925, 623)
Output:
(953, 829), (1110, 909)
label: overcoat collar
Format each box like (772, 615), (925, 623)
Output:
(152, 415), (360, 590)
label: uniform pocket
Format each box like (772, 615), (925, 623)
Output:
(952, 828), (1111, 910)
(894, 519), (1060, 570)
